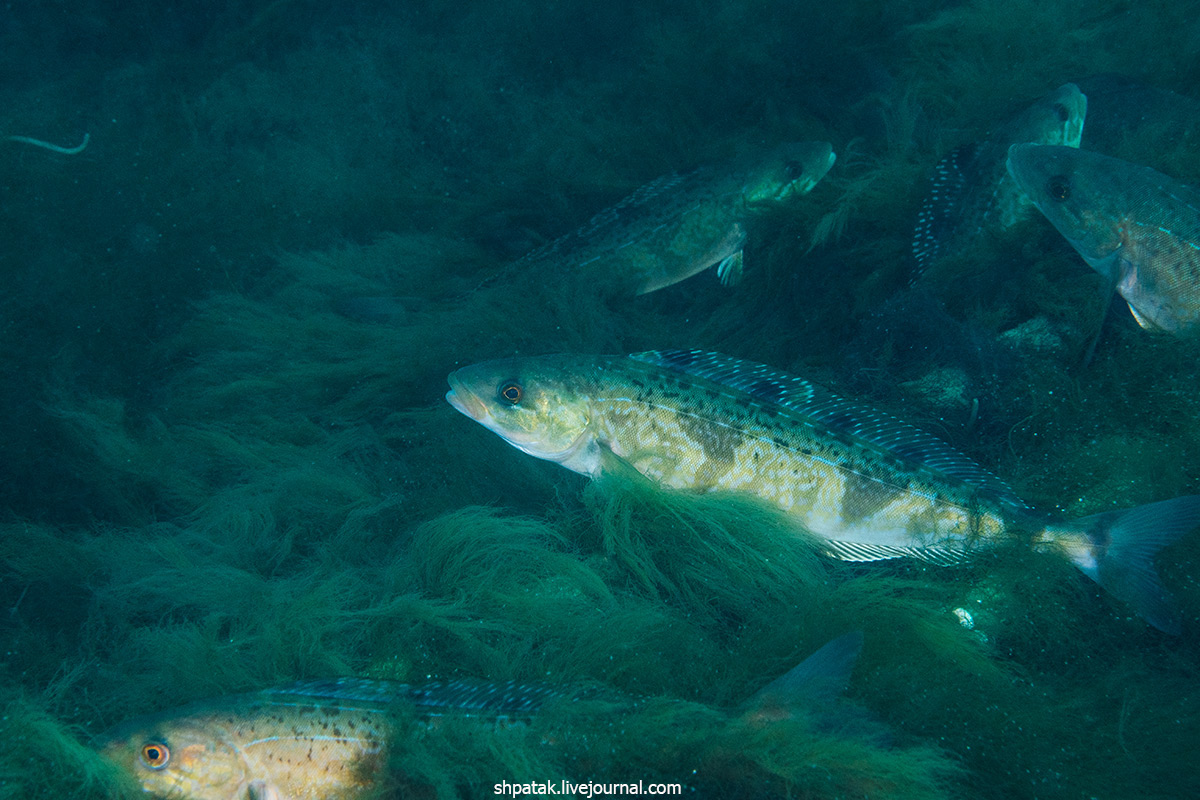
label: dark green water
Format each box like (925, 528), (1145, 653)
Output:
(1, 1), (1198, 797)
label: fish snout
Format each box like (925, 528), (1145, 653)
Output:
(446, 373), (486, 421)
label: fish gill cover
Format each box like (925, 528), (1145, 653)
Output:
(0, 0), (1199, 799)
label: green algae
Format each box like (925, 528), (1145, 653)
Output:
(0, 695), (140, 800)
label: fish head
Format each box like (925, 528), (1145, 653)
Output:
(741, 141), (836, 204)
(1021, 83), (1088, 148)
(97, 708), (246, 799)
(447, 356), (599, 474)
(1005, 144), (1123, 276)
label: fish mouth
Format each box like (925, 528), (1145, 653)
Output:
(445, 372), (485, 421)
(447, 373), (534, 452)
(446, 369), (592, 469)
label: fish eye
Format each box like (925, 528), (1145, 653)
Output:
(139, 742), (170, 770)
(1053, 102), (1069, 122)
(1047, 175), (1071, 202)
(784, 161), (805, 181)
(498, 381), (523, 406)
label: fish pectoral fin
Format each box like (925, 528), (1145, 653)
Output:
(1080, 246), (1123, 283)
(738, 631), (863, 723)
(824, 540), (969, 566)
(246, 779), (284, 800)
(716, 250), (744, 286)
(1126, 302), (1160, 331)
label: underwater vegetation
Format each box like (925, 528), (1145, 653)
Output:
(2, 0), (1200, 798)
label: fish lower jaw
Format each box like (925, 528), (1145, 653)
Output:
(462, 409), (598, 476)
(445, 388), (483, 421)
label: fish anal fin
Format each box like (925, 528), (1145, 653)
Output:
(824, 539), (970, 566)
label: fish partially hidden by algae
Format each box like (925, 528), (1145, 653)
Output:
(514, 142), (835, 295)
(1007, 143), (1200, 335)
(447, 349), (1200, 634)
(97, 633), (863, 799)
(911, 83), (1087, 278)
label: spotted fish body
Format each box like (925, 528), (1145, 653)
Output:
(1006, 144), (1200, 335)
(447, 349), (1200, 633)
(519, 142), (835, 295)
(912, 83), (1088, 278)
(98, 636), (863, 799)
(97, 677), (582, 800)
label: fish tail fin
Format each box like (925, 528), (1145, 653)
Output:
(1052, 496), (1200, 634)
(738, 631), (863, 724)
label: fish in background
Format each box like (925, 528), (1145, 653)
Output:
(97, 633), (863, 799)
(447, 348), (1200, 634)
(1006, 143), (1200, 335)
(1073, 74), (1200, 175)
(512, 141), (835, 296)
(911, 83), (1087, 278)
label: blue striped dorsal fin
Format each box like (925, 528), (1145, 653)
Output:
(268, 677), (571, 716)
(266, 677), (403, 705)
(399, 679), (568, 714)
(631, 349), (1025, 508)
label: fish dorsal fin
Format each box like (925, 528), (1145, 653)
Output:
(514, 170), (695, 268)
(268, 677), (402, 705)
(631, 349), (1025, 507)
(270, 677), (568, 717)
(911, 143), (980, 282)
(571, 170), (698, 242)
(399, 679), (565, 715)
(739, 632), (863, 723)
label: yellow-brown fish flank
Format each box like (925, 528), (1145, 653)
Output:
(612, 370), (747, 487)
(561, 350), (1017, 560)
(840, 468), (913, 526)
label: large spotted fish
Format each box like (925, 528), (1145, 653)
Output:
(97, 634), (862, 799)
(447, 349), (1200, 634)
(911, 83), (1087, 278)
(1006, 143), (1200, 335)
(516, 142), (835, 295)
(96, 678), (573, 800)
